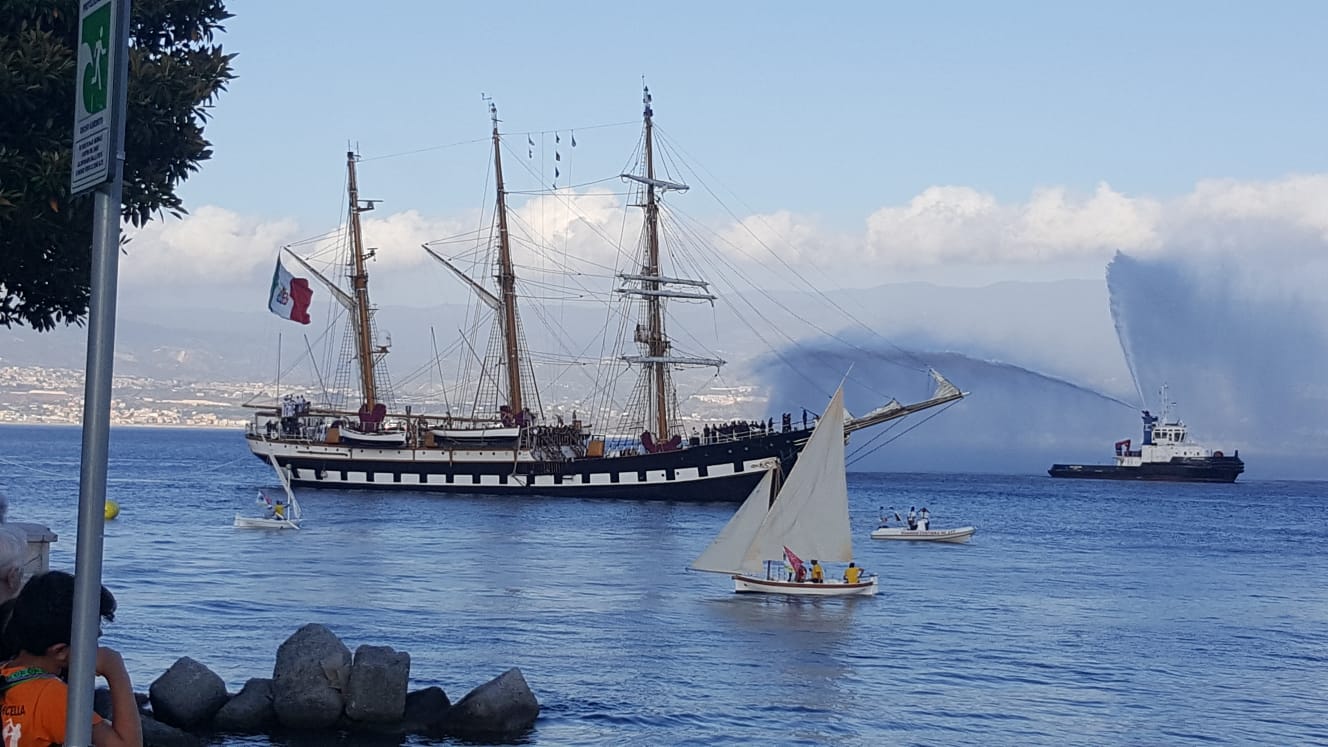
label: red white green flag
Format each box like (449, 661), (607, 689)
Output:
(268, 257), (312, 325)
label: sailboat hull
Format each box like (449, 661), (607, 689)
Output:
(233, 514), (300, 530)
(732, 575), (878, 597)
(246, 430), (810, 502)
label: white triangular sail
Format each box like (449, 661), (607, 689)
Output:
(267, 453), (302, 521)
(690, 469), (775, 575)
(741, 386), (852, 569)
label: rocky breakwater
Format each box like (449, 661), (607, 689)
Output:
(107, 623), (540, 746)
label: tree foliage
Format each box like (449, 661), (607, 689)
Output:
(0, 0), (234, 331)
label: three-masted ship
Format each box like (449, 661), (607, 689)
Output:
(245, 90), (965, 501)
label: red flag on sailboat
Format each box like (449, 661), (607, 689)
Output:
(783, 546), (804, 575)
(268, 257), (313, 325)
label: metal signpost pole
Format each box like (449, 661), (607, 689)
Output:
(67, 0), (131, 744)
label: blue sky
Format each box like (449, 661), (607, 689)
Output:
(114, 0), (1327, 309)
(180, 1), (1326, 226)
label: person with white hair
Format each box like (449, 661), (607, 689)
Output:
(0, 524), (28, 603)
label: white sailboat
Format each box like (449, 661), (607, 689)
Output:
(234, 453), (304, 530)
(691, 385), (878, 596)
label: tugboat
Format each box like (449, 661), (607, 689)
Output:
(1049, 390), (1244, 483)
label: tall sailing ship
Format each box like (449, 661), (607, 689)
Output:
(245, 89), (965, 501)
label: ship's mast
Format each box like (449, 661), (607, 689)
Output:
(490, 102), (524, 415)
(617, 86), (722, 442)
(641, 88), (668, 440)
(346, 151), (381, 412)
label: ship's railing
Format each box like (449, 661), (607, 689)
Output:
(697, 418), (806, 446)
(588, 417), (806, 459)
(247, 411), (332, 443)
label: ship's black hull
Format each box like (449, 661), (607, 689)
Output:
(1048, 456), (1244, 483)
(248, 429), (810, 502)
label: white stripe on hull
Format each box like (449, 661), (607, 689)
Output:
(247, 436), (780, 494)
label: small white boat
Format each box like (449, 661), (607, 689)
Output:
(691, 385), (877, 597)
(233, 513), (300, 530)
(337, 427), (408, 448)
(430, 424), (520, 445)
(870, 525), (975, 543)
(235, 454), (303, 530)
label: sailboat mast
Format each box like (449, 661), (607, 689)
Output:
(490, 102), (524, 415)
(642, 87), (669, 440)
(346, 151), (379, 411)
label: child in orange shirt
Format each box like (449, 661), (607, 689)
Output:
(0, 571), (142, 747)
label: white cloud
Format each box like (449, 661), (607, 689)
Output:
(507, 188), (634, 270)
(1179, 175), (1328, 237)
(119, 174), (1328, 301)
(717, 209), (830, 267)
(361, 209), (473, 269)
(862, 183), (1162, 267)
(120, 206), (300, 286)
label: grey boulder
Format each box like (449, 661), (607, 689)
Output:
(401, 686), (451, 734)
(442, 667), (539, 737)
(344, 644), (410, 723)
(212, 677), (276, 733)
(141, 714), (205, 747)
(271, 623), (351, 729)
(148, 657), (229, 729)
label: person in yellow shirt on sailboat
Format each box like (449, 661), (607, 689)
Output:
(809, 560), (825, 583)
(843, 562), (862, 584)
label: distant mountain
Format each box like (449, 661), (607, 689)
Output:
(0, 279), (1129, 399)
(5, 271), (1319, 479)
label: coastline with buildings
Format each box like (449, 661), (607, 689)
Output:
(0, 365), (766, 432)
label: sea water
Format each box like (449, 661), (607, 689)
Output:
(0, 425), (1325, 746)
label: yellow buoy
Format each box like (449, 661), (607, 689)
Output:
(104, 499), (120, 521)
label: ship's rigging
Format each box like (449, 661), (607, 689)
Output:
(257, 89), (963, 451)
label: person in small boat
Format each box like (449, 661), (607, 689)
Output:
(843, 562), (862, 584)
(907, 507), (917, 530)
(919, 506), (930, 529)
(782, 556), (794, 581)
(258, 490), (274, 517)
(793, 562), (807, 583)
(809, 560), (824, 583)
(273, 500), (287, 521)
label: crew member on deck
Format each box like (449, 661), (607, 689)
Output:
(810, 560), (824, 583)
(843, 562), (862, 584)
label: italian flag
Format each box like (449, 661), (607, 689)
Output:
(268, 257), (313, 325)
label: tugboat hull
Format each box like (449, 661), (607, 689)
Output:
(1048, 456), (1244, 483)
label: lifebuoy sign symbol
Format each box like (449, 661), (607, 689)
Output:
(72, 0), (116, 194)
